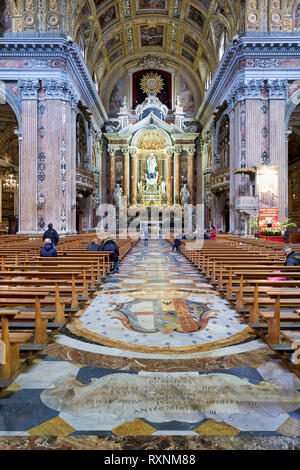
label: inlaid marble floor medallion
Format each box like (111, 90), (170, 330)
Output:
(67, 241), (254, 354)
(1, 240), (300, 444)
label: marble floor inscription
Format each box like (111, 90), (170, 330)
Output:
(0, 240), (300, 447)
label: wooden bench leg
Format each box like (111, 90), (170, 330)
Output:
(1, 316), (20, 380)
(34, 297), (49, 344)
(267, 295), (280, 345)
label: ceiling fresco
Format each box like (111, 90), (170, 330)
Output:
(3, 0), (300, 115)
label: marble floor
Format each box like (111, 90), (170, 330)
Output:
(0, 240), (300, 450)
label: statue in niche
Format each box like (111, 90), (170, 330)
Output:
(137, 180), (144, 203)
(180, 183), (190, 205)
(145, 154), (158, 189)
(160, 180), (166, 194)
(113, 184), (123, 207)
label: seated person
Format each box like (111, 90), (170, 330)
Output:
(283, 247), (300, 266)
(87, 239), (101, 251)
(40, 238), (57, 257)
(102, 234), (119, 273)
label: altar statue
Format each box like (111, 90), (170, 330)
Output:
(180, 184), (190, 205)
(113, 184), (122, 207)
(145, 154), (158, 189)
(160, 180), (166, 194)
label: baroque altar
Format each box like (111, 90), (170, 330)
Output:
(104, 73), (199, 208)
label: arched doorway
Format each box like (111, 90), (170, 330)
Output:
(288, 103), (300, 242)
(0, 102), (19, 234)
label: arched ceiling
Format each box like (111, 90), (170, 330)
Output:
(65, 0), (243, 109)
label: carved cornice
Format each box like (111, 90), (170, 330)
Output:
(0, 36), (107, 128)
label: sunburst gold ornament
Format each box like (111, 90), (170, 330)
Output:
(140, 72), (164, 96)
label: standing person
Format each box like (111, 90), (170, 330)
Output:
(40, 238), (57, 257)
(102, 234), (120, 273)
(172, 234), (181, 252)
(43, 223), (59, 247)
(143, 224), (149, 246)
(283, 227), (290, 244)
(210, 226), (217, 241)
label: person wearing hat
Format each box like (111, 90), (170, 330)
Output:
(43, 223), (59, 247)
(283, 247), (300, 266)
(101, 233), (119, 273)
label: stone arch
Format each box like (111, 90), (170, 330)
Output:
(0, 85), (22, 131)
(131, 127), (172, 148)
(285, 87), (300, 134)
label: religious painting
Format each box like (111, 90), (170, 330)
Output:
(178, 76), (194, 113)
(181, 48), (195, 64)
(99, 5), (117, 30)
(138, 0), (167, 9)
(183, 34), (199, 53)
(294, 0), (300, 32)
(109, 47), (123, 64)
(140, 25), (164, 47)
(133, 69), (172, 109)
(106, 33), (122, 54)
(0, 0), (12, 34)
(187, 5), (204, 28)
(257, 166), (279, 209)
(109, 75), (125, 115)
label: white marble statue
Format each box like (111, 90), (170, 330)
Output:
(160, 180), (166, 194)
(113, 184), (122, 207)
(145, 154), (158, 188)
(147, 154), (157, 175)
(181, 184), (190, 205)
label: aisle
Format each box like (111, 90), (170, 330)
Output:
(0, 240), (300, 449)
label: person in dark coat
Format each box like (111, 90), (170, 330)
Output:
(43, 223), (59, 246)
(283, 228), (290, 244)
(283, 247), (300, 266)
(87, 239), (101, 251)
(40, 238), (57, 257)
(172, 234), (181, 252)
(102, 236), (119, 273)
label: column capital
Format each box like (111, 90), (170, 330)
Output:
(266, 79), (288, 99)
(185, 145), (196, 155)
(166, 147), (174, 157)
(120, 145), (129, 154)
(129, 147), (137, 157)
(174, 145), (183, 154)
(243, 79), (265, 99)
(19, 79), (40, 99)
(108, 146), (117, 156)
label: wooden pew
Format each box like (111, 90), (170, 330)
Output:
(1, 310), (34, 385)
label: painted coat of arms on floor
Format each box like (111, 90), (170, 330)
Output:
(109, 298), (217, 334)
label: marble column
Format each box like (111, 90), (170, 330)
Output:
(269, 99), (287, 222)
(166, 156), (173, 204)
(123, 152), (130, 201)
(188, 152), (194, 204)
(19, 95), (38, 233)
(109, 152), (116, 204)
(0, 180), (2, 223)
(131, 154), (138, 205)
(173, 153), (180, 204)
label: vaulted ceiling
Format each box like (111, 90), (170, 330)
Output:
(66, 0), (243, 109)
